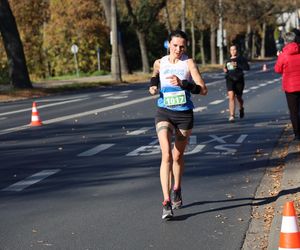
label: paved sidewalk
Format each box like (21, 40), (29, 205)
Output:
(242, 125), (300, 249)
(267, 137), (300, 249)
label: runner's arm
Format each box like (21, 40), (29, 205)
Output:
(149, 60), (160, 95)
(187, 59), (208, 96)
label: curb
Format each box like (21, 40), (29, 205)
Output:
(267, 138), (300, 249)
(242, 125), (298, 249)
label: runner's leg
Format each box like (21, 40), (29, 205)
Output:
(228, 90), (235, 117)
(172, 128), (192, 190)
(156, 121), (174, 201)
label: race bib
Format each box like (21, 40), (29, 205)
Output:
(227, 62), (235, 70)
(163, 91), (186, 106)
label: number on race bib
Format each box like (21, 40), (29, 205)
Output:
(163, 91), (187, 106)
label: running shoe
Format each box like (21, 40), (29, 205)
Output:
(171, 188), (182, 209)
(239, 108), (245, 118)
(162, 201), (173, 219)
(229, 116), (235, 122)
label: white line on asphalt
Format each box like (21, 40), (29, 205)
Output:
(39, 95), (89, 102)
(250, 86), (260, 90)
(107, 96), (128, 99)
(236, 134), (248, 143)
(99, 93), (113, 97)
(193, 106), (207, 112)
(77, 144), (114, 157)
(2, 169), (60, 192)
(0, 95), (157, 135)
(0, 117), (7, 121)
(0, 98), (88, 117)
(121, 90), (133, 94)
(259, 83), (267, 87)
(127, 127), (152, 135)
(209, 99), (225, 105)
(42, 95), (156, 124)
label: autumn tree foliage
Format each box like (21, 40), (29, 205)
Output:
(44, 0), (110, 76)
(1, 0), (300, 84)
(9, 0), (49, 79)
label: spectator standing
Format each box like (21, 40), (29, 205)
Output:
(275, 32), (300, 141)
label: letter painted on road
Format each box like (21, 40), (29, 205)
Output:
(126, 145), (161, 156)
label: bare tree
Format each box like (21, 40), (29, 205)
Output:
(0, 0), (32, 88)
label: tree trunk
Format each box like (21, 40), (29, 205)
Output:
(181, 0), (186, 32)
(163, 7), (172, 33)
(191, 21), (195, 60)
(136, 30), (150, 73)
(210, 24), (217, 64)
(199, 31), (206, 65)
(101, 0), (129, 74)
(0, 0), (32, 88)
(111, 0), (122, 81)
(260, 21), (266, 58)
(245, 23), (251, 59)
(251, 31), (256, 58)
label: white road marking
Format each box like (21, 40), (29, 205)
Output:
(2, 169), (60, 192)
(40, 95), (88, 102)
(236, 134), (248, 143)
(107, 96), (128, 99)
(0, 98), (87, 117)
(243, 89), (250, 93)
(0, 95), (157, 135)
(209, 99), (225, 105)
(185, 144), (206, 155)
(0, 117), (7, 121)
(127, 127), (152, 135)
(193, 106), (207, 112)
(121, 90), (133, 94)
(77, 144), (114, 157)
(126, 145), (160, 156)
(250, 86), (259, 90)
(259, 83), (267, 87)
(149, 138), (159, 145)
(99, 93), (113, 97)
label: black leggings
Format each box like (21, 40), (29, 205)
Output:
(285, 91), (300, 137)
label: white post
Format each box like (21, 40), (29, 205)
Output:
(97, 47), (101, 71)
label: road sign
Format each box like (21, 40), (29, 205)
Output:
(71, 44), (79, 77)
(164, 40), (169, 49)
(71, 44), (79, 54)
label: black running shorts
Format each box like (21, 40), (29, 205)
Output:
(226, 77), (245, 97)
(155, 107), (194, 130)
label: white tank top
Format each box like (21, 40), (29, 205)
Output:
(157, 54), (194, 111)
(159, 54), (191, 88)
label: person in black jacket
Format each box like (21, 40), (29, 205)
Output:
(223, 44), (250, 122)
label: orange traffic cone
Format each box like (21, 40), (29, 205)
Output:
(279, 201), (300, 250)
(262, 64), (267, 71)
(30, 102), (42, 126)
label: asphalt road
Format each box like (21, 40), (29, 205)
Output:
(0, 61), (289, 250)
